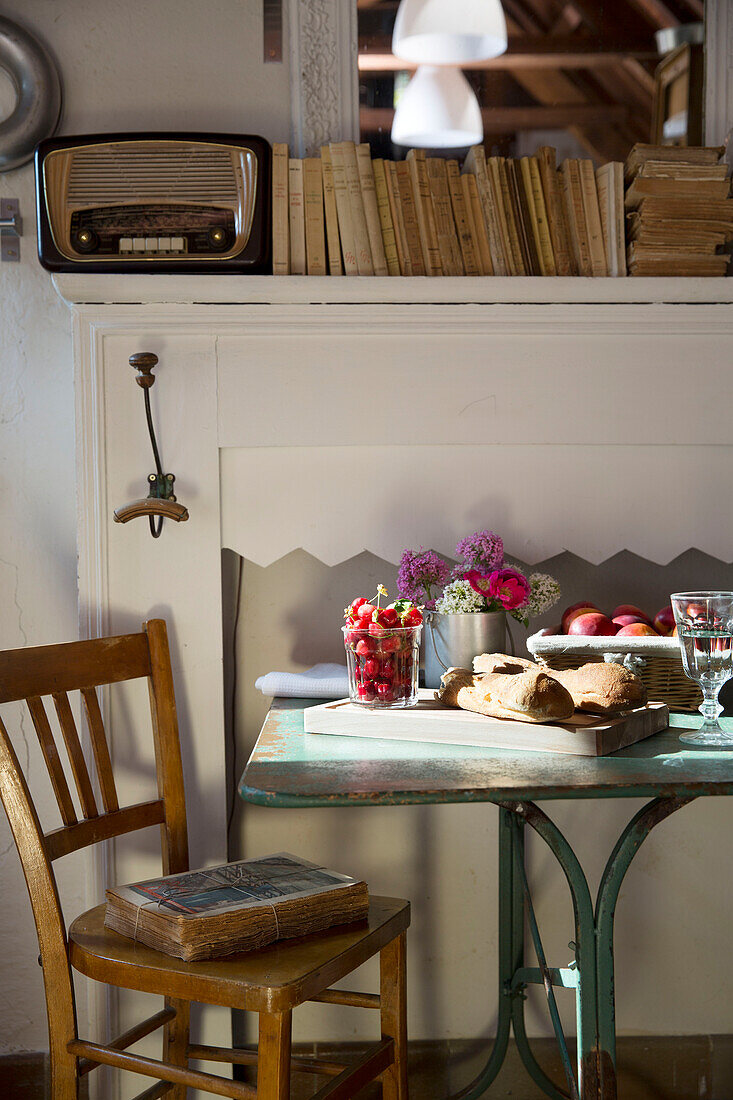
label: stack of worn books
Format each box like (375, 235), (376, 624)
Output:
(105, 852), (369, 961)
(625, 144), (733, 276)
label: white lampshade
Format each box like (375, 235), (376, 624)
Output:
(391, 65), (483, 148)
(392, 0), (507, 65)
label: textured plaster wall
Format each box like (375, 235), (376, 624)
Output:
(0, 0), (290, 1054)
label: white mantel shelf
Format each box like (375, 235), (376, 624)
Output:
(53, 273), (733, 307)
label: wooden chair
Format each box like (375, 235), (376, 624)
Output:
(0, 618), (410, 1099)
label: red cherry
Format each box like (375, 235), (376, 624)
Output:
(362, 680), (377, 699)
(377, 683), (394, 701)
(364, 657), (380, 678)
(402, 607), (423, 627)
(379, 607), (400, 628)
(355, 638), (375, 656)
(380, 659), (395, 680)
(380, 634), (401, 653)
(368, 621), (387, 637)
(357, 603), (377, 621)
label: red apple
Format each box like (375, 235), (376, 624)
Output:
(612, 614), (648, 629)
(615, 622), (658, 637)
(653, 605), (675, 635)
(561, 603), (600, 633)
(568, 612), (618, 637)
(611, 604), (652, 624)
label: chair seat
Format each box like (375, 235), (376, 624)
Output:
(70, 896), (410, 1013)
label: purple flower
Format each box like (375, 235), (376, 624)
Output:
(397, 548), (451, 609)
(455, 530), (504, 574)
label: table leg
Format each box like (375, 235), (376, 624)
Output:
(451, 808), (516, 1099)
(594, 796), (695, 1099)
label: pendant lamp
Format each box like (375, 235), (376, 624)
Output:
(391, 65), (482, 148)
(392, 0), (507, 65)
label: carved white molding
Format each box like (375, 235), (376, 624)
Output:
(288, 0), (359, 156)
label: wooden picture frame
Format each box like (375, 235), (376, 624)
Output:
(651, 42), (705, 146)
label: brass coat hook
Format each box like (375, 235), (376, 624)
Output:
(113, 352), (189, 538)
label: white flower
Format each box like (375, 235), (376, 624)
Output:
(527, 573), (562, 617)
(435, 579), (486, 614)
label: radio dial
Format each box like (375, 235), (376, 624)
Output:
(75, 227), (98, 253)
(208, 227), (228, 250)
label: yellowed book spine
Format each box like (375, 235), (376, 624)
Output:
(462, 145), (507, 275)
(579, 159), (608, 276)
(395, 160), (426, 275)
(303, 157), (327, 276)
(462, 173), (493, 275)
(288, 159), (306, 276)
(272, 142), (290, 275)
(526, 157), (556, 276)
(356, 143), (388, 276)
(427, 157), (464, 275)
(493, 157), (525, 276)
(595, 164), (615, 276)
(340, 141), (374, 275)
(613, 162), (627, 277)
(320, 147), (343, 276)
(385, 161), (411, 275)
(537, 146), (574, 276)
(486, 158), (516, 276)
(406, 148), (442, 275)
(446, 160), (479, 276)
(561, 160), (592, 276)
(329, 142), (358, 275)
(373, 159), (400, 276)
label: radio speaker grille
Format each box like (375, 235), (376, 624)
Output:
(67, 146), (249, 205)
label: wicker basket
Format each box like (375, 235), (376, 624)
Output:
(526, 629), (702, 713)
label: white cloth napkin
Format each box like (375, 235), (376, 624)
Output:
(255, 663), (349, 699)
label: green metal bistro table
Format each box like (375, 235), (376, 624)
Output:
(239, 698), (733, 1100)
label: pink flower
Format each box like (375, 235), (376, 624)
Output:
(466, 567), (530, 611)
(487, 568), (530, 610)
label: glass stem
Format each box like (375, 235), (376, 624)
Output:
(700, 681), (723, 725)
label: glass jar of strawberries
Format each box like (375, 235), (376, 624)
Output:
(343, 586), (423, 708)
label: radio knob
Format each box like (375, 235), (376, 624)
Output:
(208, 227), (227, 249)
(75, 227), (98, 253)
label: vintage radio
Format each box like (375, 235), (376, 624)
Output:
(35, 132), (270, 273)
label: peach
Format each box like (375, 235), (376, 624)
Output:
(612, 614), (648, 629)
(567, 612), (618, 637)
(615, 622), (658, 637)
(611, 604), (652, 624)
(561, 604), (600, 633)
(653, 605), (675, 635)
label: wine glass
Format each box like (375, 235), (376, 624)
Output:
(671, 592), (733, 747)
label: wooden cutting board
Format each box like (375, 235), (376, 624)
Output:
(304, 690), (669, 757)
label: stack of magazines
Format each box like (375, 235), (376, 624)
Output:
(105, 853), (369, 961)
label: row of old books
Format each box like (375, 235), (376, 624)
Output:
(271, 140), (627, 277)
(624, 144), (733, 276)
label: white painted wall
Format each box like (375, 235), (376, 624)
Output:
(0, 0), (290, 1057)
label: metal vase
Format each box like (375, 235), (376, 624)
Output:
(424, 611), (507, 688)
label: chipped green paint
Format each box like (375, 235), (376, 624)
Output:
(239, 697), (733, 809)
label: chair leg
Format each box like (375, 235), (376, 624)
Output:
(163, 997), (190, 1100)
(257, 1010), (292, 1099)
(380, 932), (408, 1100)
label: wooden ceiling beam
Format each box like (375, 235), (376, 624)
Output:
(358, 35), (659, 71)
(360, 102), (629, 132)
(624, 0), (679, 29)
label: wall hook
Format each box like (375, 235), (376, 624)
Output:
(113, 352), (189, 538)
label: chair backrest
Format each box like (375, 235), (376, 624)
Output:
(0, 617), (189, 1060)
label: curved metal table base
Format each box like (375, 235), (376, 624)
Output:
(452, 796), (695, 1100)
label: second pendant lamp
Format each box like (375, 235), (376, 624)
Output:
(391, 65), (482, 149)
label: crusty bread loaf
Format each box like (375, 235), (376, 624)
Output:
(473, 653), (534, 675)
(436, 666), (575, 724)
(473, 652), (647, 716)
(547, 662), (647, 716)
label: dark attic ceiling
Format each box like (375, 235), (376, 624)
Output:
(357, 0), (705, 160)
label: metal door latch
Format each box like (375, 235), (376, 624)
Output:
(0, 199), (22, 262)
